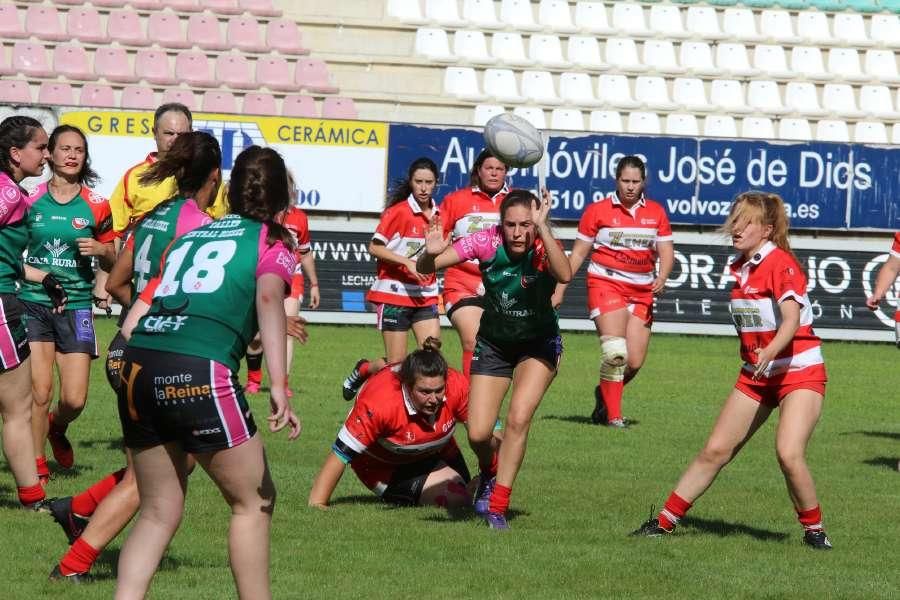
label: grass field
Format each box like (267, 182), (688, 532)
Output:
(2, 319), (898, 599)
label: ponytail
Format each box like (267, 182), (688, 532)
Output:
(139, 131), (221, 199)
(399, 337), (448, 386)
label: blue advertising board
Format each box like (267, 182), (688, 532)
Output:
(387, 123), (899, 230)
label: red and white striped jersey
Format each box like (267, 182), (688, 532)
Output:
(279, 206), (311, 286)
(729, 242), (824, 382)
(440, 186), (506, 295)
(891, 232), (900, 258)
(366, 195), (438, 307)
(575, 193), (673, 287)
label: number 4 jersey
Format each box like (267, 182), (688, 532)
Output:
(129, 215), (295, 372)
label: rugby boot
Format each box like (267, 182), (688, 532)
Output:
(342, 359), (369, 401)
(49, 565), (91, 584)
(24, 497), (51, 513)
(606, 418), (629, 429)
(473, 474), (496, 516)
(485, 511), (510, 530)
(590, 385), (607, 425)
(630, 517), (672, 537)
(802, 530), (833, 550)
(48, 414), (74, 469)
(49, 496), (89, 544)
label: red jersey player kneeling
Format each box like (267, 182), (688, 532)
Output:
(632, 191), (833, 551)
(309, 337), (499, 510)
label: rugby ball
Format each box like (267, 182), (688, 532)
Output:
(483, 113), (544, 168)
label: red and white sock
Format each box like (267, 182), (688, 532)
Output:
(658, 491), (692, 531)
(36, 455), (50, 483)
(71, 469), (126, 518)
(59, 538), (100, 576)
(797, 505), (823, 532)
(488, 484), (512, 516)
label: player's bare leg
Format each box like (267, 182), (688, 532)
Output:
(419, 464), (470, 509)
(410, 316), (440, 349)
(450, 305), (483, 378)
(29, 341), (56, 479)
(0, 357), (43, 503)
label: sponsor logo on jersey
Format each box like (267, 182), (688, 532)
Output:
(142, 315), (189, 332)
(87, 190), (105, 204)
(499, 291), (516, 311)
(72, 217), (90, 230)
(44, 238), (69, 259)
(33, 212), (42, 222)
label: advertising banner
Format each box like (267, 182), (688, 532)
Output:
(59, 110), (389, 213)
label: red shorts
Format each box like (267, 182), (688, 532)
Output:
(735, 364), (827, 408)
(586, 276), (653, 324)
(289, 274), (304, 300)
(443, 284), (484, 314)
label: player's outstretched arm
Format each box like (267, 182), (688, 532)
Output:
(417, 214), (460, 274)
(535, 190), (572, 284)
(867, 255), (900, 310)
(308, 452), (347, 508)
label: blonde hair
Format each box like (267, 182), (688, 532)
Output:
(720, 191), (793, 256)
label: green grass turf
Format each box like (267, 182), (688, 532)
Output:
(2, 320), (898, 599)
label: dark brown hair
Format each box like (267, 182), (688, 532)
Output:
(386, 157), (439, 208)
(399, 337), (448, 387)
(228, 145), (295, 249)
(0, 115), (44, 178)
(469, 148), (508, 191)
(48, 124), (99, 187)
(139, 131), (221, 198)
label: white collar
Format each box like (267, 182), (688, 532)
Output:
(611, 191), (646, 209)
(406, 194), (437, 215)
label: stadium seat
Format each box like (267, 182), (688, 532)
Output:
(642, 40), (685, 75)
(807, 0), (847, 11)
(588, 110), (624, 133)
(386, 0), (427, 24)
(93, 0), (128, 6)
(37, 82), (74, 106)
(673, 78), (713, 112)
(160, 88), (197, 110)
(453, 31), (494, 64)
(188, 13), (227, 51)
(295, 58), (339, 94)
(827, 48), (867, 82)
(281, 94), (319, 118)
(255, 56), (294, 92)
(226, 15), (267, 54)
(205, 0), (242, 15)
(174, 51), (216, 88)
(538, 0), (577, 33)
(164, 0), (202, 12)
(710, 79), (752, 113)
(66, 7), (108, 44)
(604, 38), (648, 73)
(528, 35), (570, 69)
(415, 28), (456, 62)
(266, 19), (309, 55)
(573, 1), (616, 34)
(483, 68), (525, 103)
(551, 108), (585, 131)
(119, 86), (158, 110)
(94, 47), (137, 83)
(870, 15), (900, 48)
(559, 72), (600, 106)
(854, 121), (889, 144)
(740, 116), (775, 139)
(778, 118), (813, 141)
(716, 43), (759, 77)
(611, 4), (652, 37)
(648, 5), (689, 39)
(54, 0), (85, 6)
(425, 0), (467, 26)
(722, 8), (763, 42)
(512, 106), (547, 129)
(132, 0), (163, 8)
(790, 47), (833, 82)
(0, 5), (25, 40)
(12, 42), (53, 78)
(147, 12), (190, 50)
(135, 49), (176, 85)
(680, 42), (722, 77)
(242, 92), (278, 116)
(443, 67), (486, 100)
(844, 0), (880, 11)
(815, 119), (850, 143)
(53, 44), (96, 82)
(822, 83), (865, 118)
(759, 10), (801, 44)
(568, 36), (608, 71)
(753, 44), (793, 79)
(775, 0), (808, 8)
(201, 90), (237, 113)
(521, 70), (561, 105)
(626, 111), (661, 135)
(499, 0), (541, 31)
(492, 32), (532, 67)
(859, 85), (900, 119)
(239, 0), (282, 17)
(463, 0), (502, 29)
(635, 76), (678, 111)
(703, 114), (738, 138)
(25, 5), (66, 42)
(664, 113), (699, 136)
(215, 53), (255, 89)
(748, 80), (789, 114)
(108, 10), (149, 47)
(742, 0), (778, 6)
(833, 13), (874, 47)
(79, 84), (116, 108)
(784, 82), (828, 116)
(797, 12), (833, 46)
(0, 80), (32, 104)
(322, 96), (359, 119)
(685, 6), (726, 39)
(473, 104), (505, 125)
(864, 50), (900, 84)
(596, 74), (640, 109)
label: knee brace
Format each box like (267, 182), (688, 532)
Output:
(599, 335), (627, 382)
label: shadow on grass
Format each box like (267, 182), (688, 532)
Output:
(863, 456), (899, 470)
(78, 437), (125, 452)
(842, 430), (900, 441)
(328, 494), (383, 507)
(680, 516), (789, 541)
(542, 414), (641, 428)
(421, 508), (527, 524)
(90, 548), (192, 581)
(0, 483), (22, 510)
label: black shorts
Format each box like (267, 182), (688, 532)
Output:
(0, 293), (30, 372)
(105, 330), (127, 393)
(445, 295), (484, 321)
(375, 303), (438, 332)
(23, 301), (98, 357)
(381, 447), (471, 506)
(470, 334), (563, 378)
(118, 346), (257, 454)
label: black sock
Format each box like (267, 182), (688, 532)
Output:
(246, 351), (263, 371)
